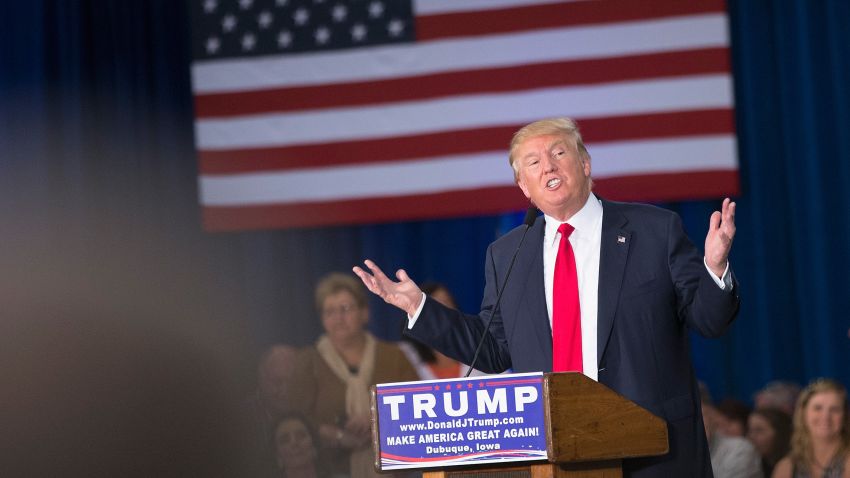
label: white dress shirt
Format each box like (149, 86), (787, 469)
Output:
(543, 193), (603, 380)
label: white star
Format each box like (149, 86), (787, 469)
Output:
(202, 0), (217, 14)
(275, 0), (288, 6)
(331, 4), (348, 22)
(387, 18), (404, 37)
(222, 14), (237, 32)
(205, 36), (221, 54)
(238, 0), (253, 10)
(350, 23), (367, 42)
(368, 1), (384, 18)
(293, 7), (310, 26)
(241, 32), (257, 51)
(277, 30), (293, 48)
(257, 10), (273, 29)
(314, 25), (331, 45)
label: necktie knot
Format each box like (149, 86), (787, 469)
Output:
(558, 223), (574, 238)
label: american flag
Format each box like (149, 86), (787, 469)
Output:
(190, 0), (738, 231)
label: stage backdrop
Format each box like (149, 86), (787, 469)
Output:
(189, 0), (739, 230)
(1, 0), (848, 404)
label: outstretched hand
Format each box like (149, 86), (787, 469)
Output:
(353, 259), (423, 317)
(704, 197), (736, 278)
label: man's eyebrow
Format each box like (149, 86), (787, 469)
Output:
(548, 140), (568, 152)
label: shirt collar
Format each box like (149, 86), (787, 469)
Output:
(544, 192), (603, 246)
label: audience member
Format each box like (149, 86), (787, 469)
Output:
(245, 344), (301, 474)
(717, 398), (753, 437)
(399, 282), (477, 379)
(756, 381), (803, 416)
(257, 345), (300, 418)
(748, 407), (792, 477)
(272, 413), (331, 478)
(291, 272), (418, 478)
(700, 383), (763, 478)
(773, 379), (850, 478)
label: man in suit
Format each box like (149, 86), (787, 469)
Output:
(353, 117), (739, 477)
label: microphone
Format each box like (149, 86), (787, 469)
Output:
(465, 205), (539, 377)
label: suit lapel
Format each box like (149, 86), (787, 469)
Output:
(512, 216), (553, 367)
(597, 201), (630, 366)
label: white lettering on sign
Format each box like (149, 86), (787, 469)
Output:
(514, 386), (538, 412)
(476, 388), (507, 414)
(381, 384), (541, 421)
(382, 395), (406, 420)
(412, 393), (438, 418)
(443, 391), (468, 417)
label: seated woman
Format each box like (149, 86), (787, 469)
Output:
(748, 407), (792, 477)
(291, 272), (417, 478)
(772, 378), (850, 478)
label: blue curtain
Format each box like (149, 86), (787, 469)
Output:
(2, 0), (848, 403)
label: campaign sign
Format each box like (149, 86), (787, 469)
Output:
(374, 372), (547, 470)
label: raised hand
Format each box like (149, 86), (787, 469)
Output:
(704, 197), (736, 278)
(353, 259), (423, 317)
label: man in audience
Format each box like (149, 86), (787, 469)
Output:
(753, 380), (801, 416)
(715, 398), (752, 437)
(256, 345), (300, 419)
(700, 383), (763, 478)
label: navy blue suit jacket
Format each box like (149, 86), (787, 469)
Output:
(405, 199), (740, 477)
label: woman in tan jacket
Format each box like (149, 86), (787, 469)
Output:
(292, 272), (418, 478)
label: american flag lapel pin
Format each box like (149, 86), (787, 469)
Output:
(617, 235), (626, 244)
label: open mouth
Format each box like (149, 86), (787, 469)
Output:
(546, 178), (561, 189)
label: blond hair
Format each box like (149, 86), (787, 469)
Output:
(508, 117), (590, 180)
(314, 272), (368, 313)
(789, 378), (850, 472)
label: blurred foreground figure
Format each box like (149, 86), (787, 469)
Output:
(0, 302), (257, 477)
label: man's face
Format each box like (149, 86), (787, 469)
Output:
(259, 347), (298, 415)
(515, 134), (591, 221)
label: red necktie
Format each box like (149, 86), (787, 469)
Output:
(552, 223), (582, 373)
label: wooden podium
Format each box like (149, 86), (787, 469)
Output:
(375, 372), (668, 478)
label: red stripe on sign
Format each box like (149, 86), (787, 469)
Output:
(201, 171), (739, 231)
(416, 0), (726, 41)
(198, 109), (735, 175)
(194, 48), (730, 118)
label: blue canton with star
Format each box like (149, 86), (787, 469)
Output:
(189, 0), (415, 60)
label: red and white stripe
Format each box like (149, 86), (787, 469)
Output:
(192, 0), (738, 231)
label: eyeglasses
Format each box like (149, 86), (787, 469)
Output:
(322, 303), (359, 318)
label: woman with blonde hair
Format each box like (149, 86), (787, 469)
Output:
(773, 379), (850, 478)
(291, 272), (417, 478)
